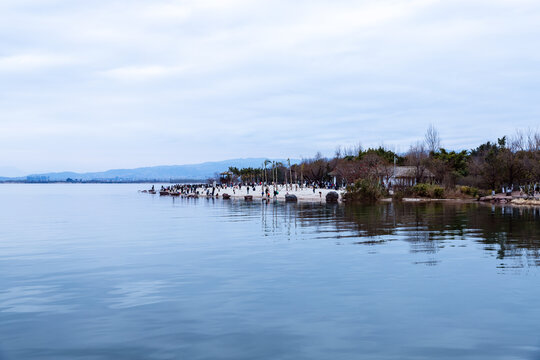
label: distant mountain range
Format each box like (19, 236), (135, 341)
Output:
(1, 158), (299, 182)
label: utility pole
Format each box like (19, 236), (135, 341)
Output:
(288, 158), (292, 191)
(393, 155), (397, 189)
(263, 159), (271, 186)
(272, 161), (276, 194)
(301, 163), (304, 188)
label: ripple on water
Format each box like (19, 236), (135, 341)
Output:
(0, 285), (77, 314)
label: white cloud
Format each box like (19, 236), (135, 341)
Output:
(99, 65), (187, 81)
(140, 3), (192, 21)
(1, 0), (540, 171)
(0, 54), (74, 72)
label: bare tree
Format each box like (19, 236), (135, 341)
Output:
(424, 124), (441, 153)
(333, 158), (367, 184)
(502, 132), (526, 186)
(301, 153), (330, 184)
(510, 130), (525, 151)
(406, 141), (429, 183)
(525, 128), (540, 152)
(342, 142), (362, 157)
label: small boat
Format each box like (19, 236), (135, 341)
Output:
(244, 195), (253, 201)
(170, 192), (180, 196)
(149, 190), (156, 194)
(160, 191), (170, 196)
(222, 193), (231, 199)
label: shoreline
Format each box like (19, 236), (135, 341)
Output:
(147, 184), (540, 207)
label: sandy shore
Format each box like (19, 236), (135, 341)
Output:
(198, 184), (344, 202)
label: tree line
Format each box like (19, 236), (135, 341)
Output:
(225, 127), (540, 194)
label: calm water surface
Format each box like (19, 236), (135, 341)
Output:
(1, 184), (539, 359)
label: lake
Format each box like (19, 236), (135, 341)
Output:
(1, 184), (539, 359)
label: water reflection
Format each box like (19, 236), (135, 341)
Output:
(155, 195), (540, 268)
(252, 201), (540, 268)
(1, 185), (540, 360)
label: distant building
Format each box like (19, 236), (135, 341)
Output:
(330, 165), (435, 188)
(219, 171), (234, 185)
(382, 166), (435, 188)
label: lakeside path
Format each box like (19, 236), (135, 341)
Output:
(195, 185), (345, 202)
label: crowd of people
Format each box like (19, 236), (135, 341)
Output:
(148, 181), (343, 201)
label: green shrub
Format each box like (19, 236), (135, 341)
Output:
(344, 179), (386, 203)
(459, 186), (479, 197)
(412, 183), (430, 197)
(411, 183), (445, 198)
(433, 186), (445, 198)
(392, 187), (414, 201)
(392, 190), (405, 201)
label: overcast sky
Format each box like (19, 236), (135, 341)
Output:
(1, 0), (539, 175)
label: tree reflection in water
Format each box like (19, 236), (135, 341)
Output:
(253, 200), (540, 268)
